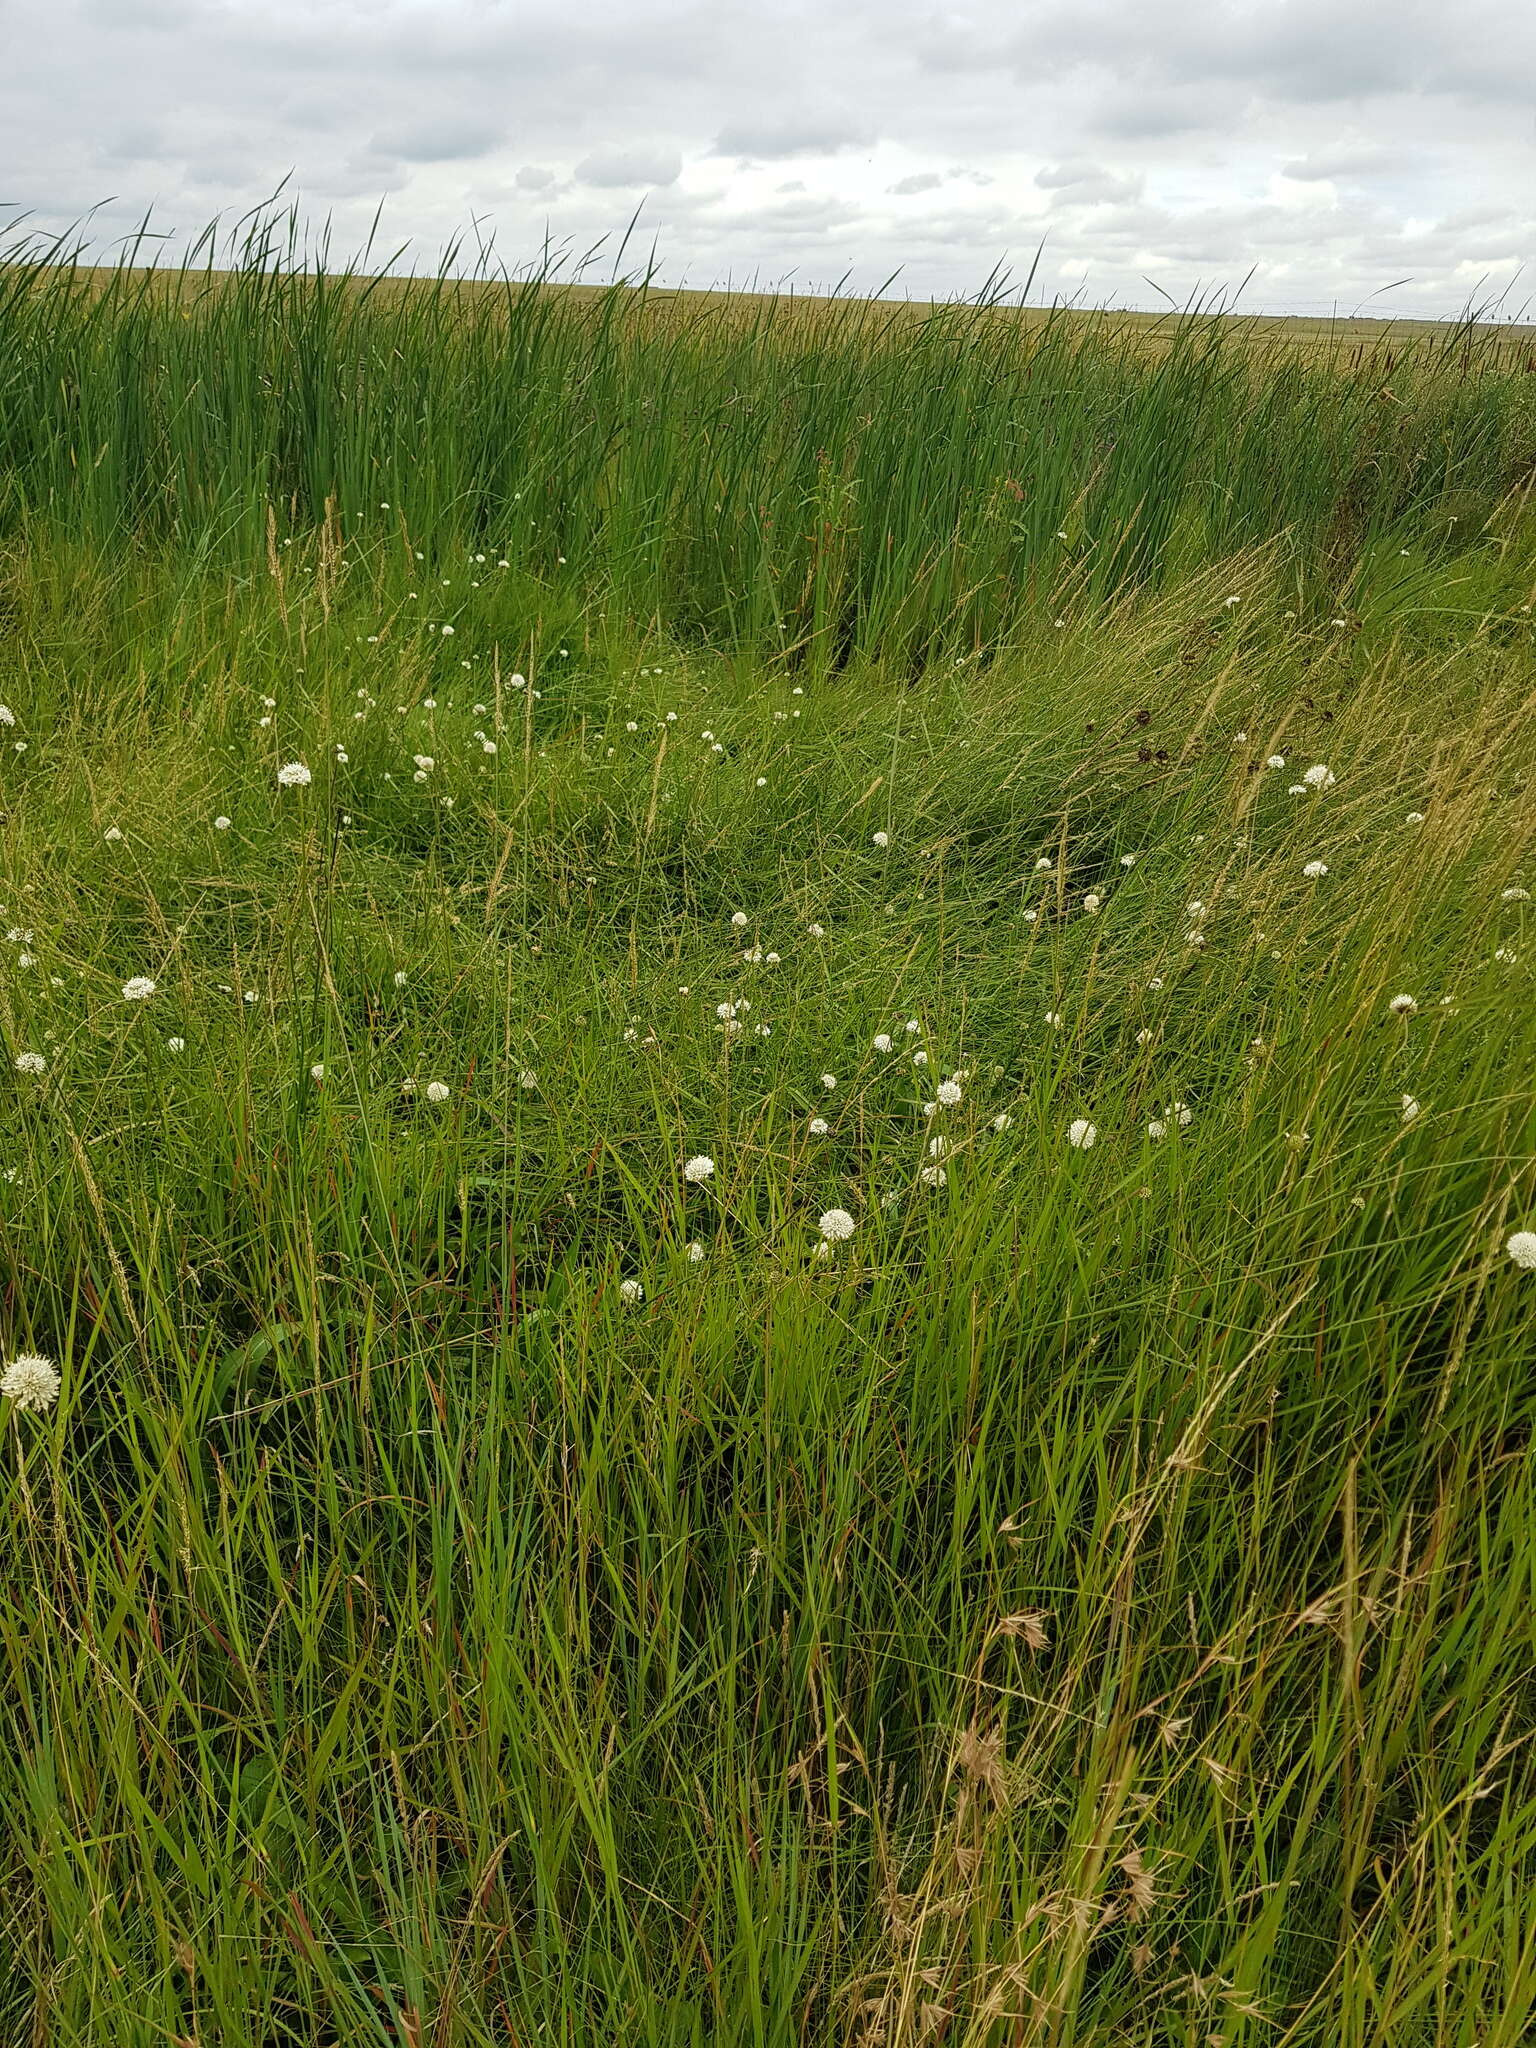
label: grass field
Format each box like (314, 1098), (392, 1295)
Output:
(3, 221), (1536, 2046)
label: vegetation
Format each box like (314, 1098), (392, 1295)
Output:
(2, 216), (1535, 2045)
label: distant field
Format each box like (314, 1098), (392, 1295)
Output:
(3, 221), (1536, 2046)
(35, 255), (1536, 367)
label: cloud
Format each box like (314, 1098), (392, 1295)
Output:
(1281, 147), (1410, 183)
(574, 147), (683, 188)
(1034, 161), (1141, 204)
(370, 120), (504, 165)
(713, 109), (876, 160)
(1, 0), (1532, 319)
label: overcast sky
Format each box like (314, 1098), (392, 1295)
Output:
(4, 0), (1533, 317)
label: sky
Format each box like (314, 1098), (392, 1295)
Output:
(4, 0), (1534, 318)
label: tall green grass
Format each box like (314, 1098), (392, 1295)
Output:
(3, 209), (1534, 667)
(2, 222), (1536, 2045)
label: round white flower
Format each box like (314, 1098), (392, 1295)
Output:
(919, 1163), (947, 1187)
(166, 1037), (185, 1053)
(1, 1352), (59, 1413)
(14, 1052), (45, 1076)
(424, 1080), (451, 1102)
(413, 754), (435, 772)
(0, 706), (14, 727)
(1302, 763), (1335, 789)
(991, 1112), (1012, 1131)
(872, 831), (889, 848)
(808, 1116), (830, 1135)
(103, 826), (123, 843)
(122, 977), (157, 1001)
(1388, 994), (1418, 1016)
(1082, 892), (1102, 914)
(935, 1079), (962, 1107)
(872, 1033), (893, 1053)
(1501, 887), (1530, 903)
(807, 923), (826, 938)
(518, 1069), (538, 1090)
(310, 1064), (326, 1082)
(1147, 1119), (1168, 1140)
(1506, 1231), (1536, 1270)
(821, 1074), (837, 1091)
(1302, 860), (1329, 878)
(818, 1207), (856, 1242)
(1266, 755), (1286, 769)
(1067, 1118), (1097, 1149)
(214, 815), (231, 831)
(1405, 811), (1425, 825)
(731, 912), (749, 929)
(683, 1154), (715, 1183)
(619, 1278), (644, 1304)
(686, 1242), (706, 1262)
(276, 761), (312, 788)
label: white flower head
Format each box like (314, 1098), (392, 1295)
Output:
(424, 1080), (451, 1102)
(214, 815), (232, 831)
(1302, 763), (1335, 789)
(1501, 887), (1530, 903)
(0, 706), (13, 727)
(1147, 1119), (1168, 1140)
(1388, 994), (1418, 1016)
(166, 1037), (185, 1053)
(991, 1112), (1012, 1131)
(919, 1163), (947, 1187)
(14, 1052), (46, 1076)
(872, 831), (889, 848)
(2, 1353), (60, 1413)
(104, 826), (123, 843)
(1082, 892), (1102, 914)
(1506, 1231), (1536, 1270)
(309, 1063), (326, 1082)
(686, 1241), (706, 1262)
(619, 1278), (645, 1304)
(731, 912), (749, 929)
(821, 1073), (837, 1091)
(807, 923), (826, 938)
(1266, 755), (1286, 769)
(1400, 1094), (1421, 1122)
(121, 977), (157, 1001)
(683, 1154), (715, 1184)
(276, 761), (312, 789)
(518, 1069), (538, 1090)
(1067, 1118), (1097, 1149)
(1405, 811), (1425, 825)
(818, 1207), (856, 1242)
(1302, 860), (1329, 878)
(808, 1116), (830, 1135)
(872, 1033), (893, 1053)
(935, 1079), (962, 1107)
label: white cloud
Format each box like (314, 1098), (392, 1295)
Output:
(574, 148), (684, 189)
(0, 0), (1531, 317)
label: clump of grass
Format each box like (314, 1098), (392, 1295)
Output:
(1, 235), (1536, 2045)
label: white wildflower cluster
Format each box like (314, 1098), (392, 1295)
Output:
(2, 1353), (59, 1414)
